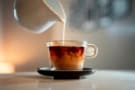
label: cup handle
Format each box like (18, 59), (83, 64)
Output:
(86, 44), (98, 58)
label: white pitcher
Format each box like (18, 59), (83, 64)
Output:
(13, 0), (65, 33)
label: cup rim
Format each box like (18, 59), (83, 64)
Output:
(46, 40), (88, 47)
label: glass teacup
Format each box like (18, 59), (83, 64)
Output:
(47, 40), (98, 70)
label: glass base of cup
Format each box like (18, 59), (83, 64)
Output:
(53, 64), (83, 71)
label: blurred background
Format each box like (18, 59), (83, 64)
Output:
(0, 0), (135, 73)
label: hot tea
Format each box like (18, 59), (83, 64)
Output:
(49, 46), (85, 70)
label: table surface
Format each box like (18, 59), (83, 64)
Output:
(0, 70), (135, 90)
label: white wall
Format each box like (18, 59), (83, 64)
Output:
(0, 0), (135, 72)
(0, 0), (4, 61)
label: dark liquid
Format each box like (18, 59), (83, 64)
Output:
(49, 46), (85, 70)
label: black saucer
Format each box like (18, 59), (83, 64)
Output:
(37, 67), (94, 79)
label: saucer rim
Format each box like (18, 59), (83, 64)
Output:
(38, 67), (93, 72)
